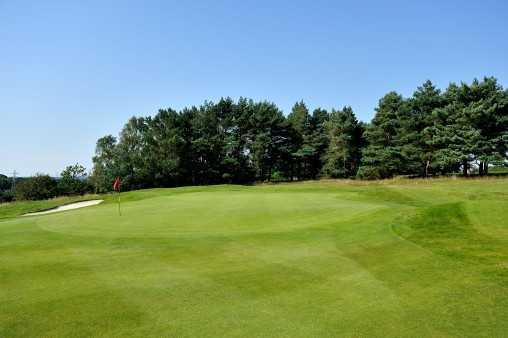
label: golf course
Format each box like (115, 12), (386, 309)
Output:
(1, 178), (507, 337)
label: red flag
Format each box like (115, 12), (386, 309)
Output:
(113, 177), (121, 191)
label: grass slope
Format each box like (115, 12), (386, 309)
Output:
(0, 194), (100, 220)
(1, 179), (507, 337)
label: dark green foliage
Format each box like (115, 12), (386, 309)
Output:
(425, 78), (508, 176)
(406, 80), (445, 176)
(90, 135), (118, 193)
(357, 92), (408, 179)
(322, 107), (364, 178)
(91, 77), (508, 189)
(247, 101), (288, 181)
(358, 77), (507, 178)
(0, 175), (17, 203)
(287, 104), (330, 180)
(287, 101), (312, 180)
(0, 190), (14, 203)
(15, 174), (58, 200)
(0, 174), (11, 191)
(58, 164), (91, 196)
(306, 108), (330, 179)
(92, 98), (294, 190)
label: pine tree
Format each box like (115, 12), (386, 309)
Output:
(287, 101), (313, 179)
(406, 80), (444, 176)
(322, 107), (364, 178)
(357, 92), (407, 179)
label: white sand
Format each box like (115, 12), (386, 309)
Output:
(23, 200), (104, 216)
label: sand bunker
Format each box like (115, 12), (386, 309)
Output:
(24, 200), (104, 216)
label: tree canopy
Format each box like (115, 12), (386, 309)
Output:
(58, 163), (90, 195)
(15, 174), (58, 201)
(90, 77), (508, 191)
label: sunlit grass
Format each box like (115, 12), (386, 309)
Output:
(1, 178), (507, 337)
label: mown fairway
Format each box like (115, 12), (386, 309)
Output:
(1, 178), (508, 337)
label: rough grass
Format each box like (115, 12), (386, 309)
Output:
(1, 178), (507, 337)
(0, 194), (100, 220)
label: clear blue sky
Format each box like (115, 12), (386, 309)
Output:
(1, 0), (507, 176)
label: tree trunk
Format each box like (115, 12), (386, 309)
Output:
(479, 162), (484, 176)
(462, 159), (468, 176)
(485, 161), (489, 175)
(425, 160), (430, 178)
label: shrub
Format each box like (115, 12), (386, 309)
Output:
(0, 190), (14, 203)
(356, 166), (383, 180)
(0, 174), (11, 191)
(270, 171), (286, 182)
(15, 174), (58, 200)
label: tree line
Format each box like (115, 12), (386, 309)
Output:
(0, 174), (13, 202)
(4, 76), (503, 202)
(0, 164), (92, 202)
(90, 77), (507, 192)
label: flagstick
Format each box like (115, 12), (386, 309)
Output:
(117, 190), (122, 216)
(113, 177), (122, 216)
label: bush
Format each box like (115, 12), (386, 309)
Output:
(16, 174), (58, 201)
(0, 190), (14, 203)
(270, 171), (286, 182)
(356, 166), (383, 180)
(0, 174), (11, 191)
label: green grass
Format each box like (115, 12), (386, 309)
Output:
(489, 166), (508, 174)
(1, 178), (507, 337)
(0, 194), (100, 220)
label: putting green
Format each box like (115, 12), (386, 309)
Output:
(36, 191), (380, 237)
(1, 179), (507, 337)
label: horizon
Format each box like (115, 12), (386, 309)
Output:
(2, 0), (507, 176)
